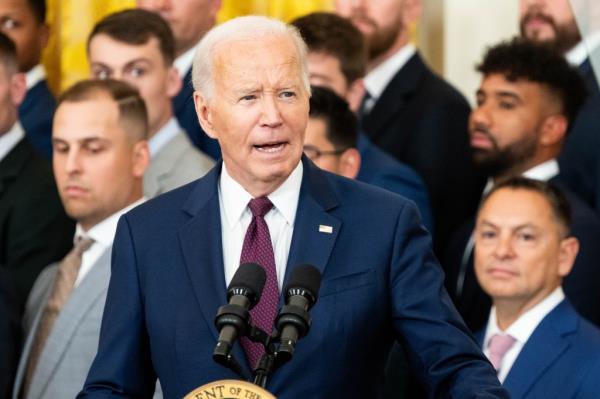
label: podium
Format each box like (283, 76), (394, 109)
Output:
(184, 380), (276, 399)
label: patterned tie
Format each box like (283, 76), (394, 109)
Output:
(240, 197), (279, 370)
(487, 333), (517, 371)
(23, 235), (94, 393)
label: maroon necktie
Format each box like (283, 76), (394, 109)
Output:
(240, 197), (279, 369)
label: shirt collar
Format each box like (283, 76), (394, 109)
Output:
(174, 42), (199, 79)
(219, 160), (303, 230)
(483, 159), (560, 195)
(0, 122), (25, 162)
(74, 197), (147, 247)
(364, 44), (416, 100)
(25, 64), (46, 90)
(566, 31), (600, 67)
(484, 287), (565, 349)
(148, 117), (180, 156)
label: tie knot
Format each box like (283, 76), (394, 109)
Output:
(248, 197), (273, 218)
(74, 235), (94, 256)
(488, 333), (516, 370)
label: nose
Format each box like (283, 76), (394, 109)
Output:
(470, 104), (491, 128)
(260, 95), (283, 129)
(64, 148), (82, 175)
(493, 233), (516, 260)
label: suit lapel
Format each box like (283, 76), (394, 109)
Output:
(144, 130), (188, 197)
(0, 139), (29, 195)
(503, 301), (577, 398)
(28, 249), (112, 398)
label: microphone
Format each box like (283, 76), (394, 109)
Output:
(213, 263), (266, 365)
(275, 264), (321, 363)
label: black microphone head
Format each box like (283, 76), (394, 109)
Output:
(228, 263), (266, 307)
(285, 264), (321, 307)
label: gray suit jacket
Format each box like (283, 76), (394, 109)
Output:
(144, 129), (214, 197)
(12, 249), (163, 399)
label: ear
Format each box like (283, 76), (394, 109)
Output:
(10, 72), (27, 106)
(346, 78), (365, 113)
(131, 140), (151, 178)
(166, 67), (183, 99)
(338, 148), (361, 179)
(39, 24), (50, 49)
(402, 0), (422, 25)
(193, 91), (218, 139)
(539, 114), (568, 146)
(557, 236), (579, 277)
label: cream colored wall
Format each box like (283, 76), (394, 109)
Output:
(419, 0), (520, 105)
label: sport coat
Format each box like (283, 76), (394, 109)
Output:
(18, 80), (56, 159)
(444, 180), (600, 331)
(144, 129), (214, 198)
(0, 138), (74, 313)
(79, 158), (507, 398)
(360, 51), (485, 255)
(173, 68), (221, 160)
(477, 300), (600, 399)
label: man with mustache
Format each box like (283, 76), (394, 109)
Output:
(520, 0), (600, 214)
(334, 0), (484, 256)
(444, 38), (600, 334)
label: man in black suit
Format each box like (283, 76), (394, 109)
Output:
(444, 38), (600, 333)
(0, 0), (55, 159)
(0, 33), (73, 315)
(137, 0), (222, 160)
(0, 269), (20, 399)
(520, 0), (600, 212)
(334, 0), (484, 255)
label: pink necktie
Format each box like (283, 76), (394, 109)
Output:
(488, 333), (516, 371)
(239, 197), (279, 370)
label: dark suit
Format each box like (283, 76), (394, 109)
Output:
(476, 300), (600, 399)
(80, 158), (507, 398)
(18, 80), (56, 159)
(360, 51), (485, 255)
(444, 179), (600, 332)
(356, 134), (433, 232)
(0, 269), (21, 399)
(0, 138), (74, 313)
(173, 68), (221, 160)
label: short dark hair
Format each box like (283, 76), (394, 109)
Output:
(292, 12), (367, 85)
(57, 79), (148, 141)
(481, 177), (572, 237)
(26, 0), (46, 24)
(308, 85), (358, 150)
(477, 37), (587, 129)
(0, 32), (18, 73)
(88, 9), (175, 65)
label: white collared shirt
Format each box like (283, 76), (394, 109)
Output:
(483, 287), (565, 383)
(364, 44), (416, 102)
(25, 64), (46, 90)
(483, 159), (560, 195)
(174, 43), (199, 81)
(219, 161), (303, 290)
(566, 31), (600, 67)
(74, 197), (146, 287)
(0, 122), (25, 162)
(148, 117), (181, 157)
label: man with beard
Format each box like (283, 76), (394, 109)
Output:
(334, 0), (484, 256)
(520, 0), (600, 214)
(444, 38), (600, 334)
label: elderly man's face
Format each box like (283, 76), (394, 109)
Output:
(197, 35), (309, 196)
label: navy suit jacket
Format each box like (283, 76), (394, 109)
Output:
(79, 158), (506, 398)
(477, 300), (600, 399)
(356, 134), (433, 232)
(173, 68), (221, 160)
(18, 80), (56, 159)
(360, 51), (485, 255)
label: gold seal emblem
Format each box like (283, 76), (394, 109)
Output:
(184, 379), (276, 399)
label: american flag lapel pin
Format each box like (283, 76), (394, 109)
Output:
(319, 224), (333, 234)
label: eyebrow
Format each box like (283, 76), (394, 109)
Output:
(91, 58), (152, 69)
(478, 219), (538, 231)
(52, 136), (110, 145)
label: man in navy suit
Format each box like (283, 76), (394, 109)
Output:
(137, 0), (222, 160)
(444, 38), (600, 333)
(0, 0), (55, 159)
(79, 16), (507, 399)
(474, 177), (600, 398)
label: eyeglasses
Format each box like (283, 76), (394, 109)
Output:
(303, 145), (347, 161)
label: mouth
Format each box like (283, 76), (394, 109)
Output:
(64, 185), (88, 197)
(487, 266), (518, 279)
(470, 130), (495, 150)
(253, 141), (288, 154)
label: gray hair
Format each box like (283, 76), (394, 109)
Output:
(192, 15), (310, 102)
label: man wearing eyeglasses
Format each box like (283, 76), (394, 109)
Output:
(305, 85), (432, 231)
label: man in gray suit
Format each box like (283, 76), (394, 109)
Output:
(88, 9), (214, 197)
(12, 79), (154, 399)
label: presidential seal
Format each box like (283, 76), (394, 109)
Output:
(184, 380), (276, 399)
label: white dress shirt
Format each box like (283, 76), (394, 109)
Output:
(482, 159), (560, 195)
(483, 287), (565, 383)
(566, 31), (600, 67)
(148, 117), (181, 157)
(0, 122), (25, 162)
(74, 198), (146, 287)
(25, 64), (46, 90)
(174, 42), (199, 80)
(219, 161), (303, 290)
